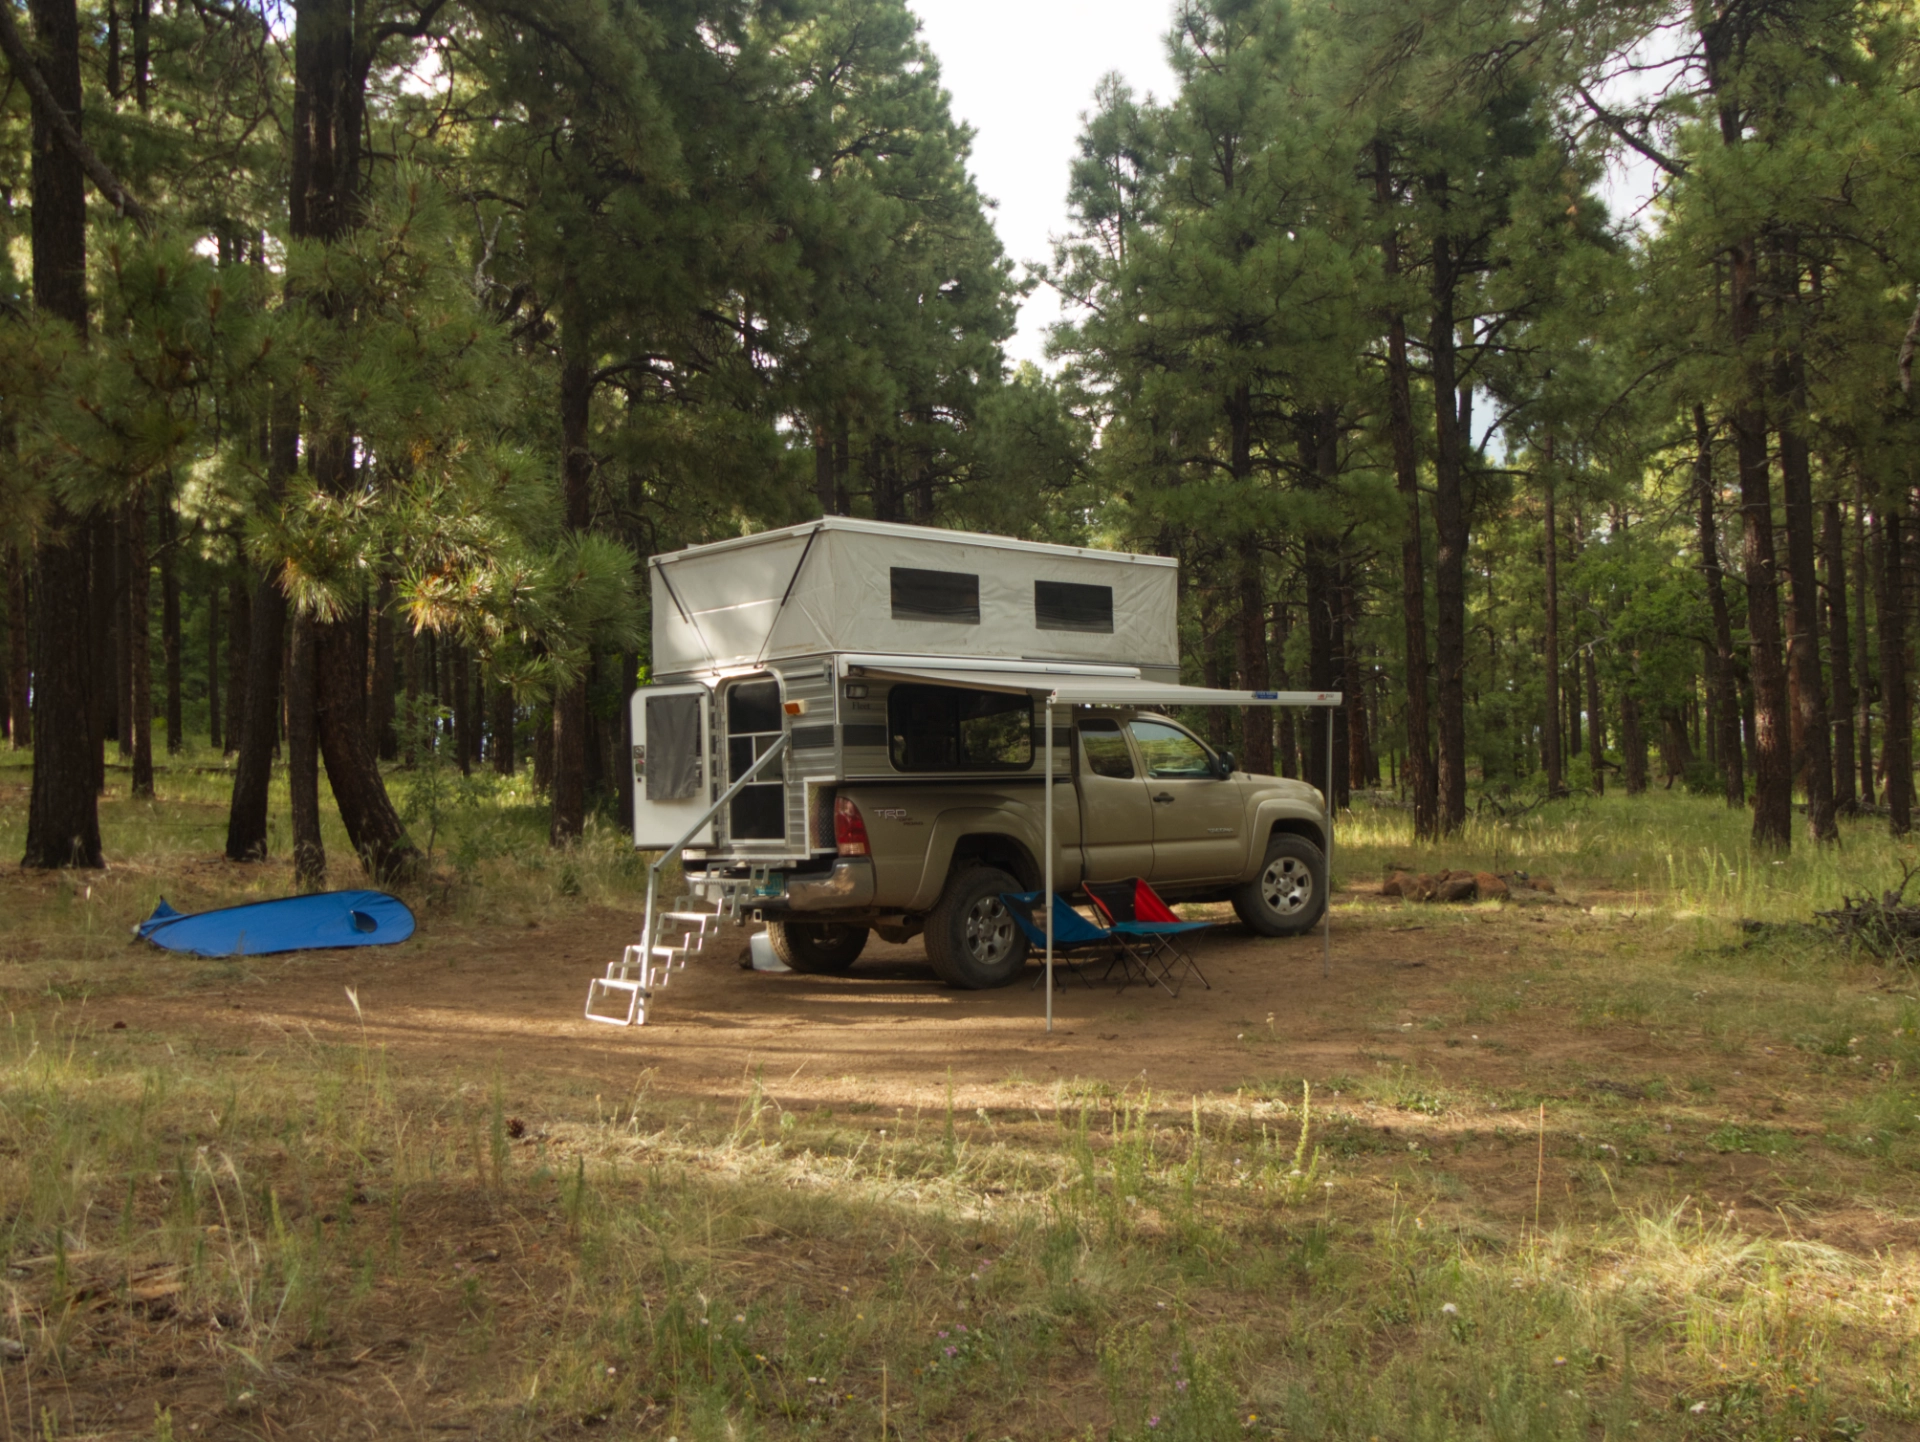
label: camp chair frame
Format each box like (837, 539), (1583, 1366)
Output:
(1082, 878), (1211, 997)
(1001, 891), (1122, 988)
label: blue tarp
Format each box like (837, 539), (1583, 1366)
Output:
(137, 890), (416, 957)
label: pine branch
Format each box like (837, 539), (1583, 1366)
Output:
(0, 2), (151, 229)
(1574, 84), (1687, 179)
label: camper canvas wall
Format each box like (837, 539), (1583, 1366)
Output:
(648, 518), (1179, 681)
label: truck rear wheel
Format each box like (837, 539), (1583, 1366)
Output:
(924, 866), (1029, 989)
(767, 921), (870, 974)
(1230, 835), (1326, 937)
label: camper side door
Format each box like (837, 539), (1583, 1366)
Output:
(631, 684), (715, 848)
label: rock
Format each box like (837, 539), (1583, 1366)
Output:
(1437, 875), (1478, 903)
(1474, 872), (1509, 901)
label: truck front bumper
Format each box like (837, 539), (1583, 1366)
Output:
(780, 858), (876, 912)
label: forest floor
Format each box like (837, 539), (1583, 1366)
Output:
(0, 753), (1917, 1441)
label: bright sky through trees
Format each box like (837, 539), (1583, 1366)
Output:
(907, 0), (1178, 368)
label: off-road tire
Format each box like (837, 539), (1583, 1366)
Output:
(767, 921), (870, 974)
(923, 865), (1029, 989)
(1230, 835), (1326, 937)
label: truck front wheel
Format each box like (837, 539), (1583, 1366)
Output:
(1230, 835), (1327, 937)
(767, 921), (870, 974)
(924, 866), (1029, 989)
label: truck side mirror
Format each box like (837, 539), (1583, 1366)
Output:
(1216, 750), (1237, 779)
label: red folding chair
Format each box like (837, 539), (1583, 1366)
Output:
(1082, 878), (1212, 997)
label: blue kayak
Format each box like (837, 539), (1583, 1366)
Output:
(137, 890), (416, 957)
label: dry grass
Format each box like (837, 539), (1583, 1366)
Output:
(0, 759), (1917, 1439)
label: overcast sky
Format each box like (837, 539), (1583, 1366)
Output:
(906, 0), (1180, 370)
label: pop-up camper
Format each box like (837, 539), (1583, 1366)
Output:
(633, 517), (1182, 857)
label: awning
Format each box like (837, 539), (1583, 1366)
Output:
(846, 661), (1341, 709)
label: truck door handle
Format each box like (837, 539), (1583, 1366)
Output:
(1152, 792), (1175, 805)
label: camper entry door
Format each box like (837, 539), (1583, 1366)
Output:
(630, 684), (715, 849)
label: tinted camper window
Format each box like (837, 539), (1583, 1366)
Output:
(1035, 579), (1114, 633)
(891, 567), (980, 623)
(889, 686), (1031, 771)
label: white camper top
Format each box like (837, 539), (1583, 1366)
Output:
(649, 518), (1180, 679)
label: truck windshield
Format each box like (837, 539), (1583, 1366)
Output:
(889, 685), (1032, 771)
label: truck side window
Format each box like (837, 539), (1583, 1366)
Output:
(1129, 719), (1215, 779)
(889, 685), (1032, 770)
(1079, 719), (1134, 778)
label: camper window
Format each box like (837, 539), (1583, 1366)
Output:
(889, 685), (1032, 771)
(1035, 579), (1114, 633)
(891, 567), (980, 624)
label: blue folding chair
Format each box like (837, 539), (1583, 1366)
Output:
(1083, 878), (1212, 997)
(1001, 891), (1119, 989)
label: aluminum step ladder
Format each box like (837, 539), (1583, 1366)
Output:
(584, 735), (790, 1028)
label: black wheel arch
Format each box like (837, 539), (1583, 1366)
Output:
(947, 832), (1041, 891)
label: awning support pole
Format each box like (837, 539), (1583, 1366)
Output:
(1324, 705), (1334, 980)
(1045, 698), (1055, 1031)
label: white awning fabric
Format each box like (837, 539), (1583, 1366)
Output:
(847, 661), (1342, 709)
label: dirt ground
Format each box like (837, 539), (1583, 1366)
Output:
(128, 895), (1548, 1113)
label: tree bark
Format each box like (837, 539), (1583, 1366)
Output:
(1694, 405), (1744, 807)
(1233, 531), (1273, 775)
(287, 611), (325, 887)
(5, 546), (28, 749)
(113, 509), (131, 759)
(225, 397), (294, 861)
(1541, 443), (1563, 796)
(1428, 218), (1469, 833)
(1874, 503), (1911, 833)
(1729, 238), (1792, 848)
(1854, 476), (1875, 804)
(452, 640), (472, 776)
(1341, 571), (1369, 796)
(289, 0), (415, 878)
(1374, 142), (1436, 841)
(127, 492), (154, 797)
(492, 676), (515, 776)
(22, 0), (102, 868)
(551, 330), (594, 845)
(1585, 646), (1605, 793)
(1824, 498), (1857, 814)
(1776, 336), (1833, 839)
(1621, 684), (1648, 795)
(159, 488), (181, 755)
(89, 510), (112, 789)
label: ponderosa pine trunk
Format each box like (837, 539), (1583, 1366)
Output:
(1428, 218), (1469, 834)
(1232, 542), (1273, 773)
(291, 0), (418, 878)
(127, 492), (153, 797)
(1621, 684), (1648, 794)
(22, 0), (102, 868)
(1730, 241), (1793, 849)
(370, 574), (397, 760)
(1824, 499), (1857, 813)
(1341, 572), (1369, 796)
(287, 611), (325, 886)
(1585, 648), (1605, 792)
(1694, 405), (1744, 807)
(225, 399), (293, 861)
(492, 677), (515, 776)
(551, 333), (593, 845)
(1874, 503), (1911, 833)
(1854, 477), (1875, 804)
(159, 488), (181, 755)
(224, 571), (249, 754)
(1375, 143), (1436, 838)
(1541, 448), (1563, 795)
(1776, 333), (1834, 840)
(113, 510), (131, 760)
(5, 546), (28, 749)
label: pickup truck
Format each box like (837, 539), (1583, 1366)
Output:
(747, 706), (1329, 988)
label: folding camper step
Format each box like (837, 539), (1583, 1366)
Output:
(584, 975), (650, 1026)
